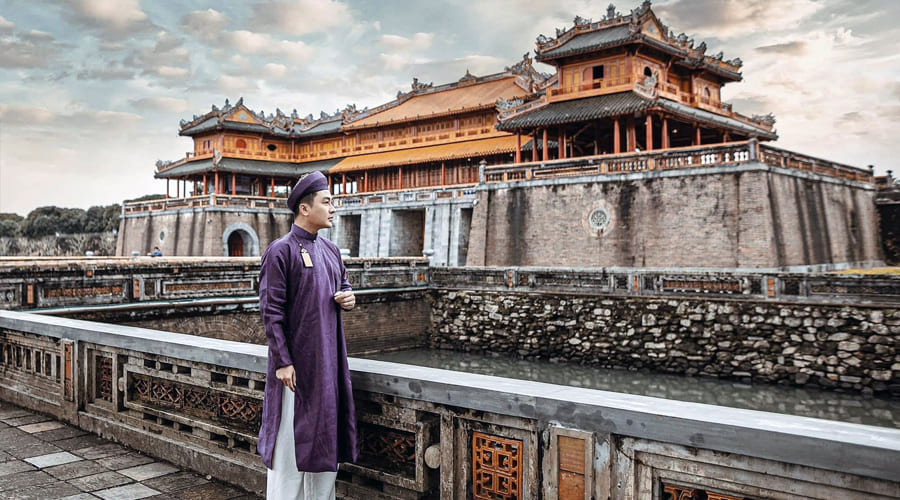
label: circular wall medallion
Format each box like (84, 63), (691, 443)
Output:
(588, 208), (610, 232)
(158, 230), (165, 242)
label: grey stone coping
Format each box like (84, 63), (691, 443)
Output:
(1, 310), (898, 482)
(478, 162), (876, 191)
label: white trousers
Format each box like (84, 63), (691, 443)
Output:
(267, 386), (337, 500)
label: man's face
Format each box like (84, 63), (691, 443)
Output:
(300, 190), (335, 231)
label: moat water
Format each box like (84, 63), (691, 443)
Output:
(365, 348), (900, 429)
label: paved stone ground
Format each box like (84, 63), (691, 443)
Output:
(0, 400), (263, 500)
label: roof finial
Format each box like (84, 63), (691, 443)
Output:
(607, 4), (617, 19)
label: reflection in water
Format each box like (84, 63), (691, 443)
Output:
(365, 348), (900, 429)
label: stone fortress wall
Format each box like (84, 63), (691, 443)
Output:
(466, 162), (879, 268)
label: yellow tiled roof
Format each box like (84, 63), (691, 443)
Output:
(329, 135), (519, 173)
(346, 77), (529, 129)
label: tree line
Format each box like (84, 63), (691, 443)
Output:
(0, 204), (123, 238)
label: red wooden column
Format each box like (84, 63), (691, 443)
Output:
(270, 178), (275, 196)
(645, 114), (654, 151)
(661, 118), (669, 149)
(515, 132), (522, 163)
(165, 179), (170, 199)
(532, 130), (538, 162)
(693, 124), (701, 146)
(202, 174), (207, 195)
(364, 171), (369, 192)
(723, 131), (731, 143)
(558, 127), (564, 159)
(342, 174), (347, 195)
(626, 117), (636, 151)
(231, 174), (236, 195)
(542, 128), (549, 161)
(613, 118), (621, 154)
(440, 162), (446, 185)
(214, 172), (219, 194)
(398, 167), (403, 190)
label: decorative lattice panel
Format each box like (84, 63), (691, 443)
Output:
(95, 356), (112, 402)
(473, 432), (521, 500)
(357, 421), (417, 478)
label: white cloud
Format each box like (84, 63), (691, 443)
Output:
(0, 104), (142, 128)
(0, 15), (14, 32)
(221, 30), (313, 62)
(215, 75), (257, 93)
(131, 97), (189, 113)
(261, 63), (288, 79)
(379, 32), (435, 51)
(180, 9), (231, 42)
(249, 0), (352, 36)
(0, 32), (65, 68)
(654, 0), (823, 40)
(65, 0), (154, 38)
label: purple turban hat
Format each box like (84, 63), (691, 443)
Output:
(287, 171), (329, 212)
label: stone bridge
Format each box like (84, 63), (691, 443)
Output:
(1, 311), (899, 499)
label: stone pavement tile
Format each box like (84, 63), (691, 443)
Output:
(0, 459), (36, 477)
(18, 420), (66, 433)
(4, 414), (53, 427)
(46, 459), (108, 480)
(73, 444), (129, 460)
(5, 440), (63, 459)
(118, 462), (179, 482)
(24, 451), (82, 468)
(96, 452), (155, 471)
(34, 425), (89, 442)
(68, 471), (133, 492)
(0, 421), (9, 429)
(0, 469), (57, 490)
(0, 450), (16, 463)
(141, 472), (208, 493)
(60, 494), (102, 500)
(0, 426), (29, 442)
(94, 483), (160, 500)
(5, 479), (82, 499)
(0, 408), (33, 421)
(56, 434), (113, 452)
(174, 482), (245, 499)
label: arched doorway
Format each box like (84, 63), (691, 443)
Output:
(228, 232), (244, 256)
(222, 222), (260, 257)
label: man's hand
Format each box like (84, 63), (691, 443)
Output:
(276, 365), (296, 393)
(334, 291), (356, 311)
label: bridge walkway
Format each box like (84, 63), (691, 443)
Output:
(0, 400), (262, 500)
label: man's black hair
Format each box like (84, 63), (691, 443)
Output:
(292, 191), (319, 216)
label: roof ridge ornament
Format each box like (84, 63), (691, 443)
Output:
(606, 4), (618, 20)
(411, 77), (433, 92)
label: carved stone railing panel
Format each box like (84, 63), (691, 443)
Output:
(431, 267), (900, 306)
(0, 257), (428, 311)
(1, 312), (899, 499)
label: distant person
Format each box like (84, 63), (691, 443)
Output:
(150, 246), (162, 257)
(258, 171), (357, 499)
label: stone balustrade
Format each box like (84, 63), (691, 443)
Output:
(1, 311), (899, 499)
(0, 256), (429, 311)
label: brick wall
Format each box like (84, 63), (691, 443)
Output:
(466, 165), (879, 268)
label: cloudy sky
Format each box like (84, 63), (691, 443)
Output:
(1, 0), (898, 215)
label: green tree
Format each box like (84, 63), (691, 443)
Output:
(22, 207), (87, 237)
(84, 204), (121, 232)
(0, 213), (23, 237)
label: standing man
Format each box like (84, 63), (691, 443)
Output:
(258, 171), (358, 499)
